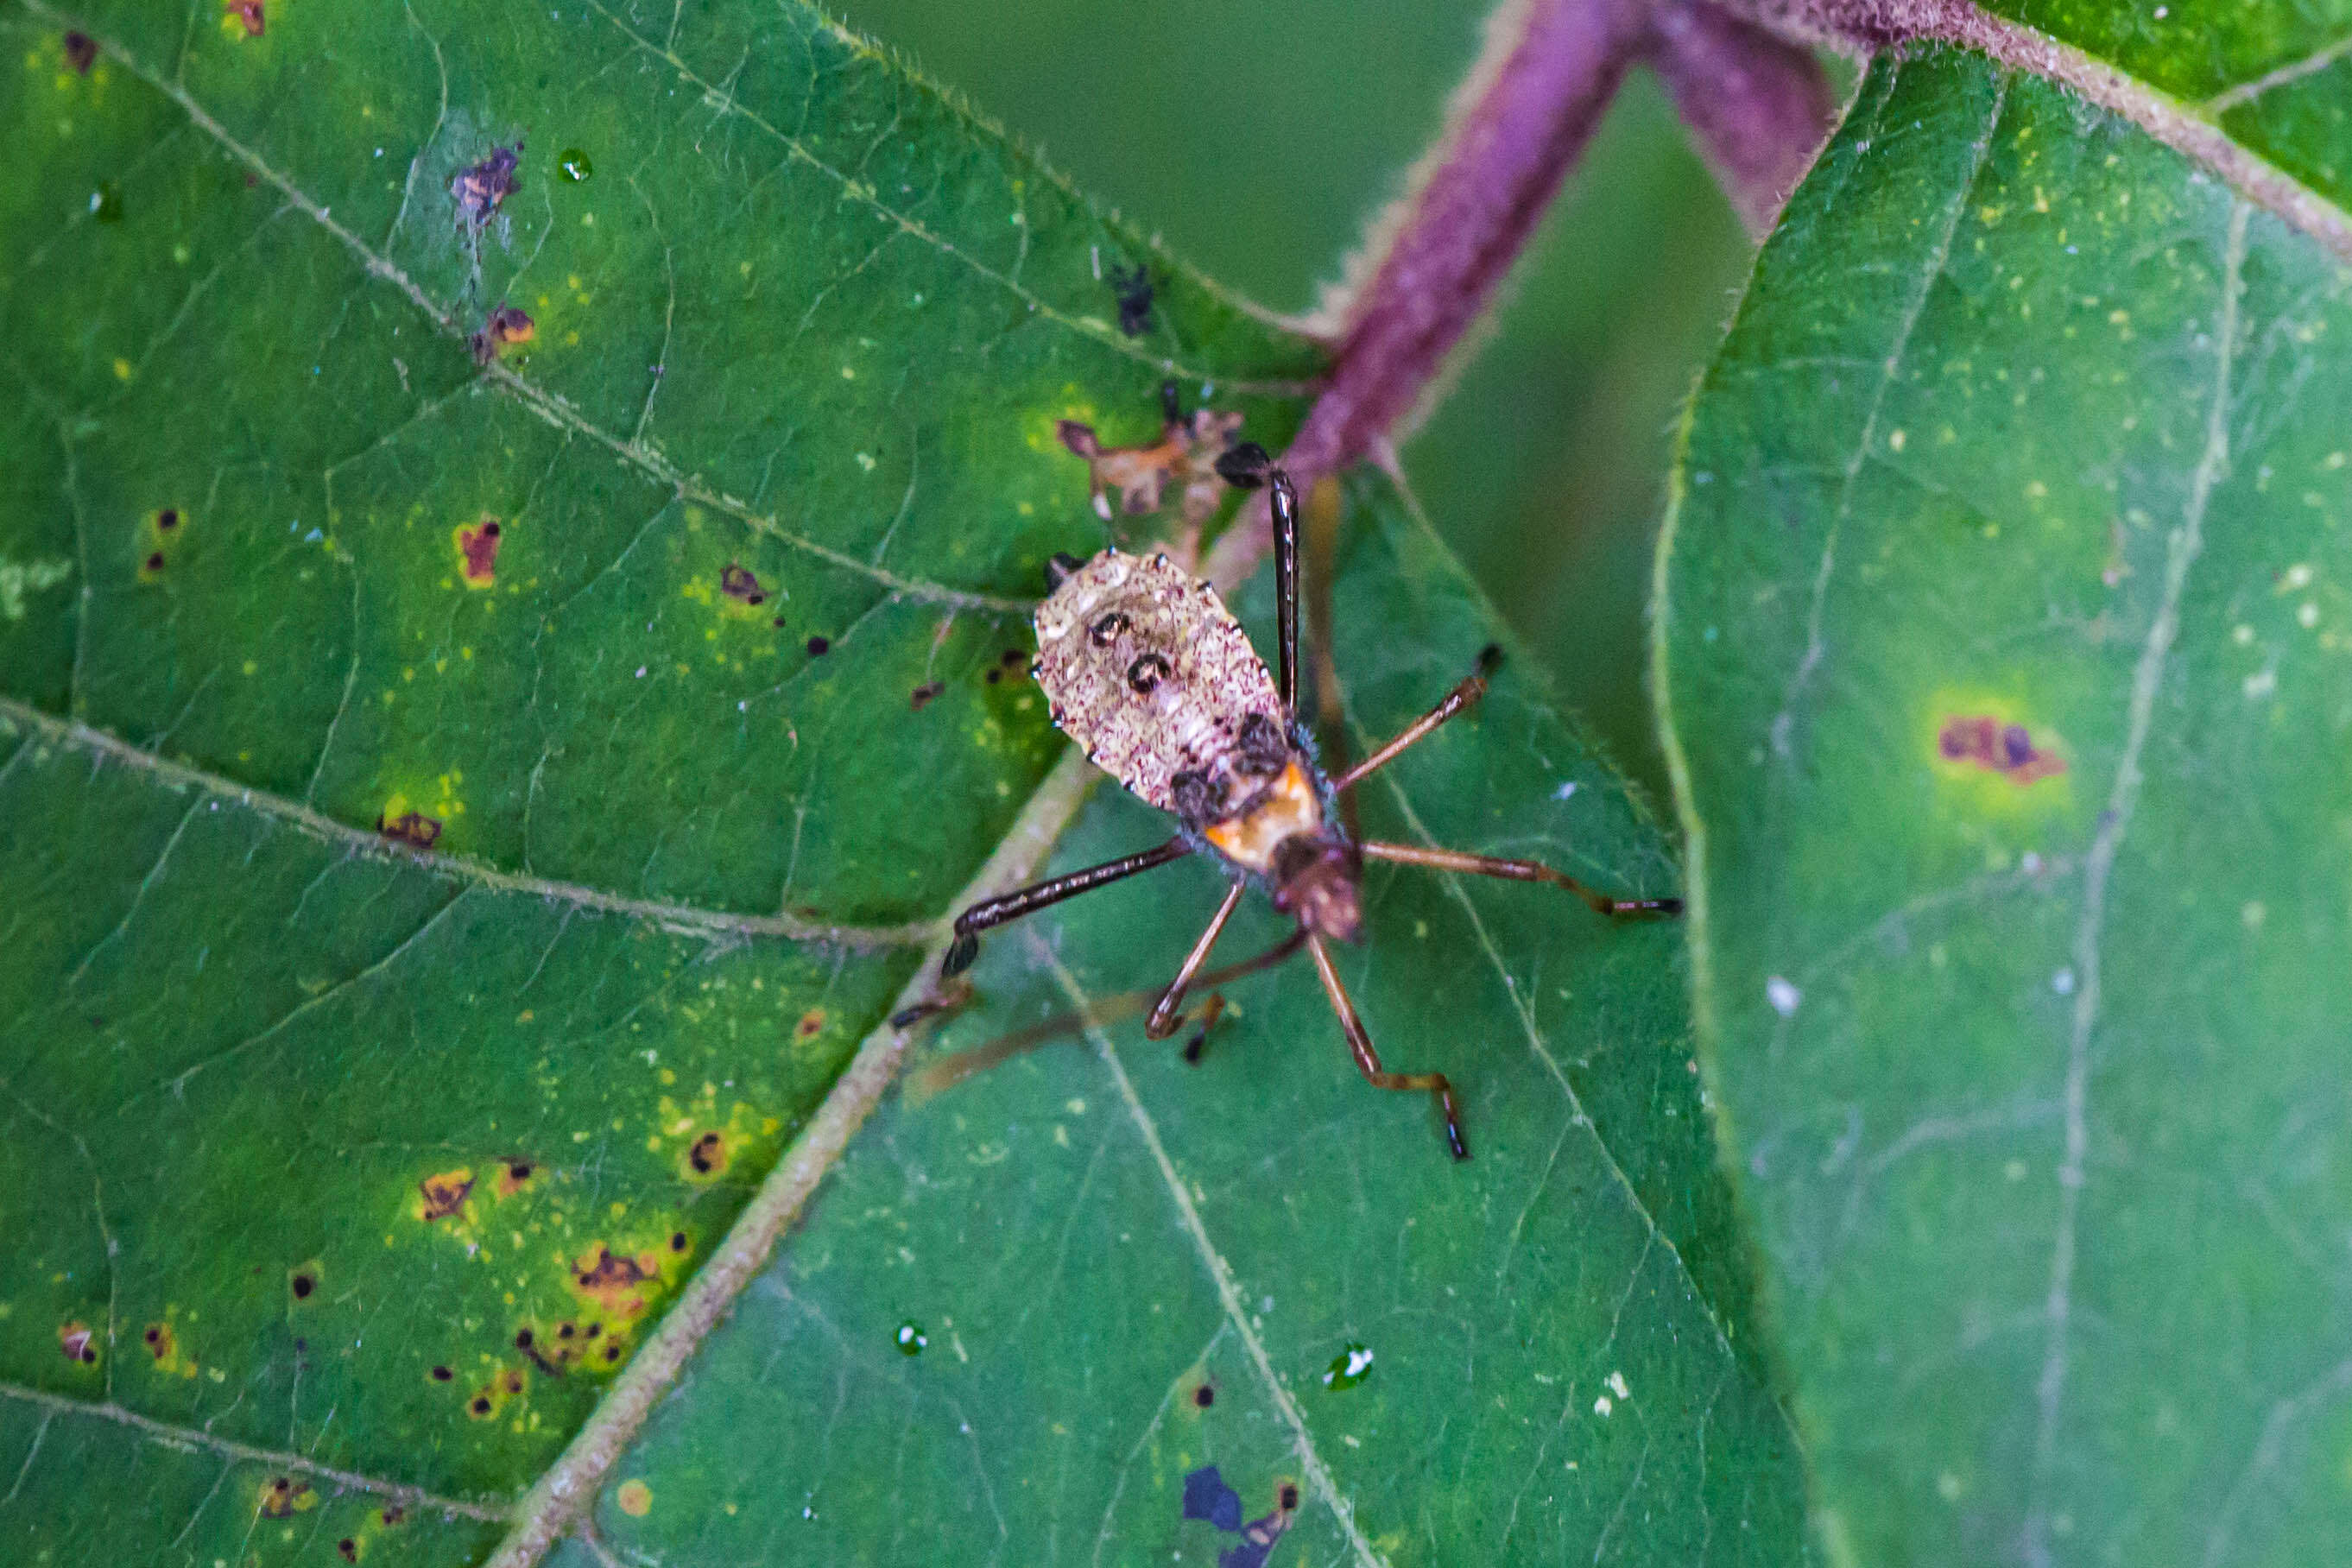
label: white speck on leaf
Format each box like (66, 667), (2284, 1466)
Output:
(1767, 977), (1801, 1017)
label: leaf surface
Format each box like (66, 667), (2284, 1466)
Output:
(0, 0), (1804, 1562)
(591, 477), (1808, 1567)
(1659, 44), (2352, 1565)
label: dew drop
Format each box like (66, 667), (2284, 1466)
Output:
(1321, 1342), (1373, 1390)
(90, 182), (123, 224)
(558, 148), (594, 183)
(895, 1319), (926, 1356)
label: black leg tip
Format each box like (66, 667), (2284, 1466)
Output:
(1214, 442), (1272, 489)
(1474, 642), (1503, 679)
(1658, 898), (1685, 918)
(942, 933), (980, 977)
(1044, 552), (1084, 592)
(1445, 1127), (1470, 1161)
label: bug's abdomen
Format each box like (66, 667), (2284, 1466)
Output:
(1033, 550), (1288, 823)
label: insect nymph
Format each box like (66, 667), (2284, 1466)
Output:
(943, 446), (1677, 1159)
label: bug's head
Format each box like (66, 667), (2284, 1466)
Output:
(1271, 833), (1363, 945)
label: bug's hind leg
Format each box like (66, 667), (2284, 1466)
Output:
(1305, 933), (1469, 1161)
(943, 837), (1192, 977)
(1359, 840), (1681, 919)
(1145, 881), (1246, 1040)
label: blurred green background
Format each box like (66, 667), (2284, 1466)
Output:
(838, 0), (1763, 806)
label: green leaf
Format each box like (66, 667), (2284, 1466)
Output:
(1659, 45), (2352, 1565)
(589, 476), (1809, 1566)
(1, 0), (1805, 1563)
(1971, 0), (2352, 212)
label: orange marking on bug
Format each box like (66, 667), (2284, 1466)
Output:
(1937, 716), (2065, 785)
(1202, 762), (1322, 876)
(456, 517), (502, 587)
(416, 1168), (474, 1222)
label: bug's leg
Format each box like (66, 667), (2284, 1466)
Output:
(1211, 444), (1299, 716)
(1305, 933), (1470, 1161)
(1358, 840), (1682, 918)
(1178, 994), (1226, 1064)
(1331, 644), (1504, 794)
(943, 837), (1192, 977)
(1145, 880), (1246, 1040)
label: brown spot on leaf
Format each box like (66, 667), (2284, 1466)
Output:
(377, 810), (443, 850)
(572, 1243), (659, 1318)
(289, 1270), (316, 1300)
(142, 1322), (174, 1361)
(668, 1230), (689, 1253)
(257, 1476), (313, 1518)
(456, 516), (503, 588)
(686, 1130), (727, 1178)
(429, 1364), (453, 1382)
(417, 1168), (474, 1222)
(794, 1008), (825, 1040)
(142, 551), (166, 576)
(1937, 716), (2065, 786)
(909, 680), (945, 711)
(495, 1160), (534, 1198)
(805, 635), (830, 656)
(224, 0), (264, 38)
(380, 1504), (405, 1526)
(983, 667), (1001, 685)
(451, 144), (522, 227)
(719, 564), (767, 606)
(467, 1392), (493, 1418)
(1192, 1382), (1214, 1408)
(58, 1322), (97, 1365)
(62, 30), (97, 72)
(338, 1539), (358, 1563)
(468, 304), (535, 364)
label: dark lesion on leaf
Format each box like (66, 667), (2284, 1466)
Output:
(62, 30), (97, 73)
(456, 515), (503, 587)
(468, 303), (535, 364)
(416, 1167), (474, 1222)
(1179, 1464), (1301, 1568)
(141, 1321), (174, 1361)
(1938, 715), (2065, 786)
(719, 563), (768, 606)
(377, 809), (444, 850)
(223, 0), (264, 39)
(685, 1129), (727, 1178)
(257, 1475), (313, 1518)
(910, 680), (945, 711)
(1107, 262), (1155, 337)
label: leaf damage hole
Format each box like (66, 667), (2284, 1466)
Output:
(416, 1167), (474, 1222)
(719, 563), (768, 606)
(57, 1321), (97, 1365)
(451, 142), (522, 230)
(1180, 1465), (1300, 1566)
(1937, 715), (2065, 786)
(62, 30), (97, 73)
(454, 516), (503, 588)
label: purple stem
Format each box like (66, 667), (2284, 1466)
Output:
(1283, 0), (1653, 494)
(1647, 0), (1837, 235)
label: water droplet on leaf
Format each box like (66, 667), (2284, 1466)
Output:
(1322, 1342), (1373, 1389)
(895, 1319), (926, 1356)
(559, 148), (594, 182)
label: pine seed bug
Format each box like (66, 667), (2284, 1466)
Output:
(943, 446), (1679, 1159)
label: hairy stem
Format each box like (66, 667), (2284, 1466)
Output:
(1647, 0), (1837, 235)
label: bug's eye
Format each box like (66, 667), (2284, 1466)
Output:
(1127, 653), (1172, 694)
(1090, 611), (1131, 647)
